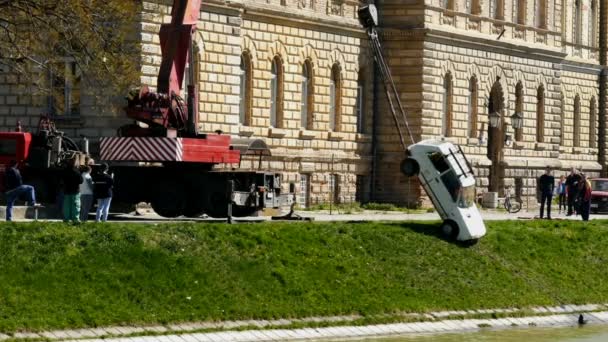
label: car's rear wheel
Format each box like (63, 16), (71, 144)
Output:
(401, 158), (420, 177)
(440, 220), (459, 241)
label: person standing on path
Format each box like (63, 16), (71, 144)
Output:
(94, 163), (113, 222)
(579, 174), (593, 221)
(4, 160), (39, 221)
(62, 158), (83, 223)
(556, 175), (567, 214)
(79, 166), (94, 222)
(538, 166), (555, 219)
(565, 168), (582, 216)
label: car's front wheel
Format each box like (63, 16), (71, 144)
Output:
(401, 158), (420, 177)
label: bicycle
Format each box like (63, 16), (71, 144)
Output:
(503, 187), (522, 213)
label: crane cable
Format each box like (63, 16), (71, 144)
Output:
(367, 27), (416, 150)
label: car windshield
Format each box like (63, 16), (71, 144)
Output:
(591, 180), (608, 191)
(457, 185), (476, 208)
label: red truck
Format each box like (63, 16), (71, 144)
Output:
(0, 0), (293, 218)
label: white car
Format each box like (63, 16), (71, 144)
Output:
(401, 140), (486, 243)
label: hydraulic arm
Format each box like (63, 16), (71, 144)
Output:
(123, 0), (201, 137)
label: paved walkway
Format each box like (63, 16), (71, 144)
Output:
(4, 304), (607, 341)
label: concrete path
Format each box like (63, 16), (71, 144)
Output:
(3, 304), (606, 342)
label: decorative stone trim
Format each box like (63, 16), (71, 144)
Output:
(559, 146), (572, 154)
(466, 137), (479, 146)
(238, 125), (255, 137)
(268, 127), (287, 138)
(299, 129), (317, 140)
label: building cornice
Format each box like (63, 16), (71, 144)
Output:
(201, 0), (366, 37)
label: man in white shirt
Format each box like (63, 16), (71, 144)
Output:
(79, 166), (95, 222)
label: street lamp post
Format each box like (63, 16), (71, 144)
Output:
(489, 111), (501, 128)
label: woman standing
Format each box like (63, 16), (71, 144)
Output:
(579, 174), (593, 221)
(556, 175), (567, 214)
(94, 163), (114, 222)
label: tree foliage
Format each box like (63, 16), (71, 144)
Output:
(0, 0), (141, 94)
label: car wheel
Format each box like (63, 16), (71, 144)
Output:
(400, 158), (420, 177)
(440, 221), (459, 241)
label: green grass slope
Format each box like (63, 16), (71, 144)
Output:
(0, 220), (606, 332)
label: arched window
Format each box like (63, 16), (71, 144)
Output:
(490, 0), (503, 19)
(590, 0), (597, 47)
(270, 56), (284, 128)
(536, 85), (545, 143)
(516, 0), (526, 24)
(560, 92), (566, 145)
(574, 95), (581, 147)
(442, 73), (453, 137)
(329, 63), (342, 132)
(590, 97), (597, 148)
(239, 51), (253, 126)
(574, 0), (582, 44)
(471, 0), (481, 14)
(468, 76), (478, 138)
(515, 82), (524, 141)
(301, 59), (314, 129)
(535, 0), (546, 28)
(356, 70), (366, 134)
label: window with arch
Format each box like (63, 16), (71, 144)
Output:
(536, 85), (545, 143)
(442, 0), (455, 10)
(515, 82), (524, 141)
(590, 0), (597, 47)
(560, 92), (566, 145)
(239, 51), (253, 126)
(329, 63), (342, 132)
(442, 73), (453, 137)
(301, 59), (314, 129)
(468, 76), (478, 139)
(535, 0), (546, 28)
(270, 55), (284, 128)
(515, 0), (526, 24)
(573, 95), (581, 147)
(489, 0), (503, 19)
(471, 0), (480, 14)
(574, 0), (582, 44)
(590, 97), (597, 148)
(356, 69), (366, 134)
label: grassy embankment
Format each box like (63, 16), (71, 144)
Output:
(0, 220), (606, 332)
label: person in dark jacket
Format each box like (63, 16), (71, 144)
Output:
(4, 160), (39, 221)
(538, 166), (555, 219)
(565, 168), (582, 216)
(62, 157), (83, 223)
(94, 163), (114, 222)
(579, 174), (593, 221)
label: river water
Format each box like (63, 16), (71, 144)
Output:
(360, 325), (608, 341)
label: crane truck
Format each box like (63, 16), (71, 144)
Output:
(0, 0), (293, 218)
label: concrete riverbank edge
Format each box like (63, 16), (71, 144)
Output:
(4, 304), (608, 341)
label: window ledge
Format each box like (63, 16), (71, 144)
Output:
(572, 146), (586, 155)
(559, 146), (572, 153)
(268, 127), (287, 138)
(299, 129), (317, 140)
(238, 125), (255, 137)
(589, 147), (598, 155)
(356, 133), (372, 143)
(328, 131), (347, 141)
(466, 137), (479, 146)
(512, 141), (525, 150)
(534, 142), (550, 151)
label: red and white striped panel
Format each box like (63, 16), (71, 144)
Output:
(100, 137), (183, 162)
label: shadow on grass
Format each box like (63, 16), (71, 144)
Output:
(387, 221), (477, 248)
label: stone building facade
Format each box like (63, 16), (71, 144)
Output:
(0, 0), (605, 207)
